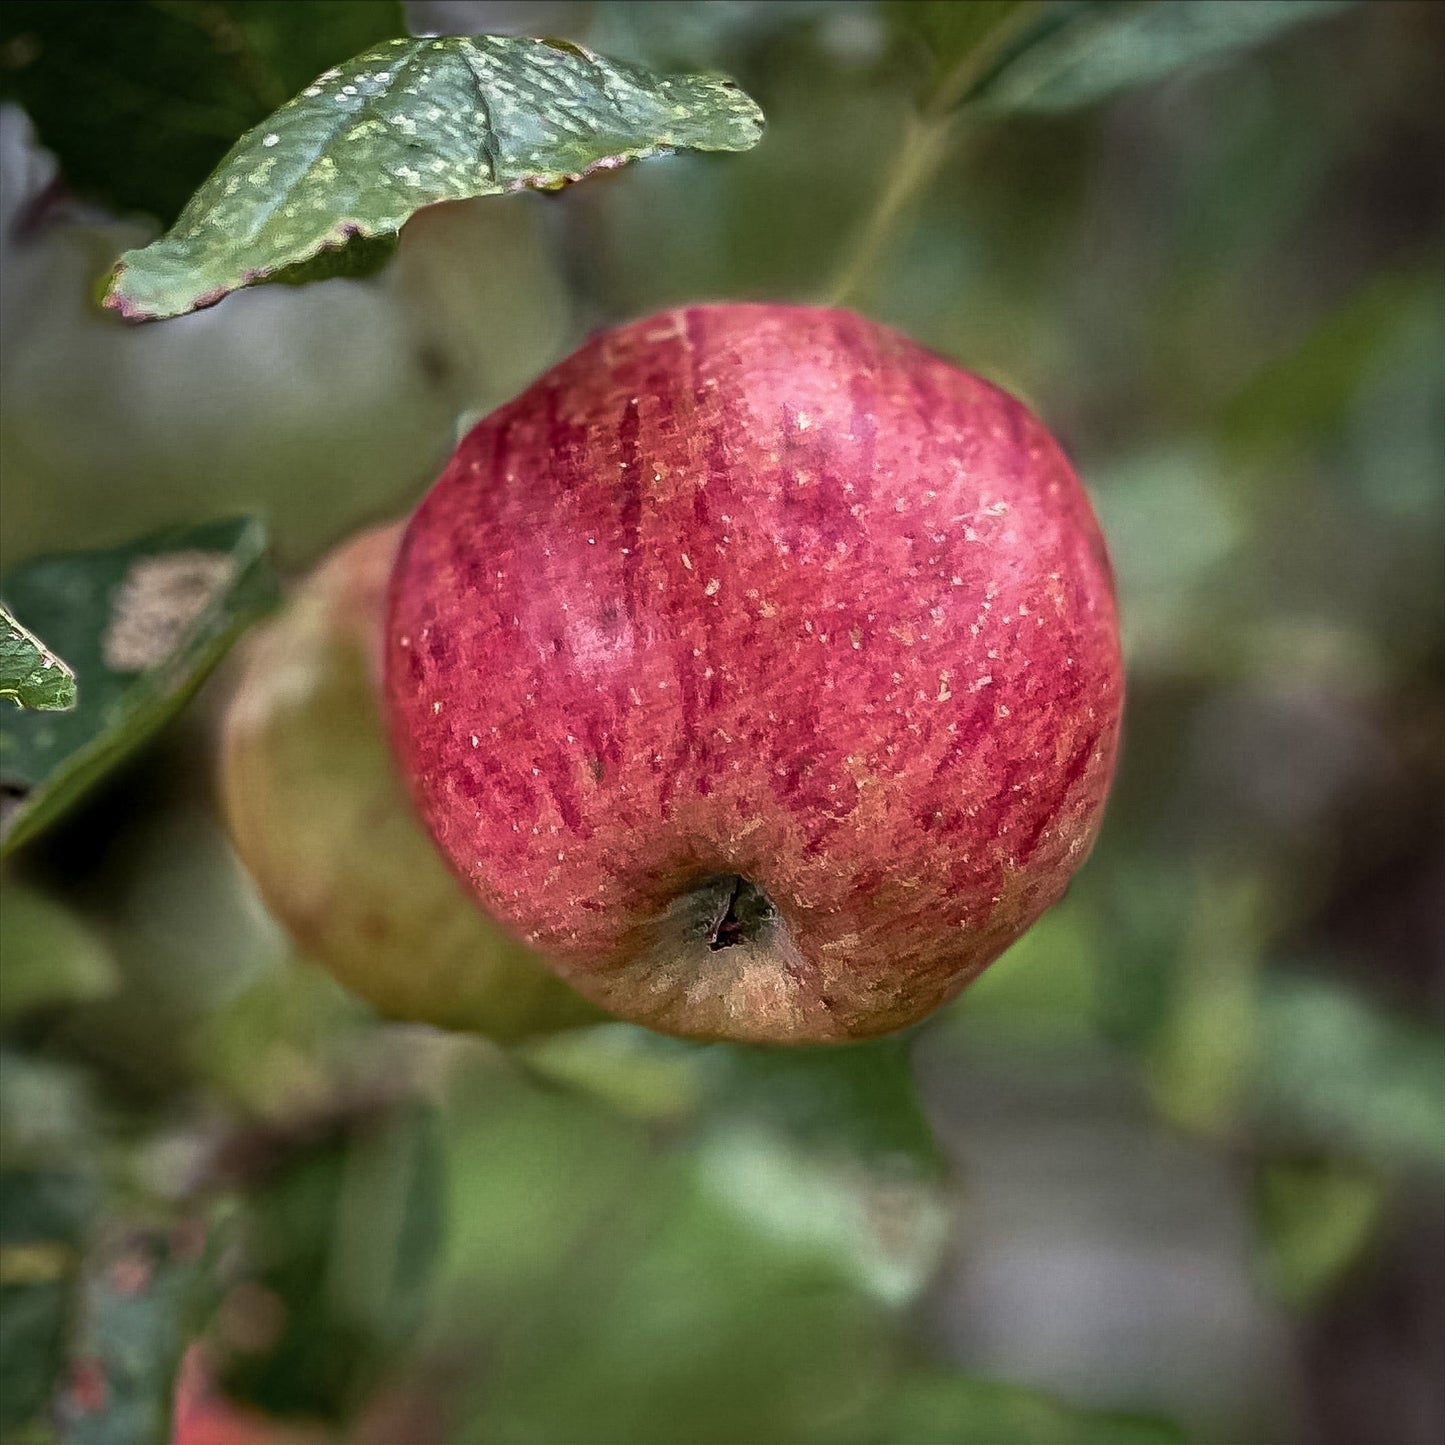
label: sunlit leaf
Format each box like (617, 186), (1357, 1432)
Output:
(0, 608), (76, 713)
(104, 35), (764, 320)
(0, 518), (276, 855)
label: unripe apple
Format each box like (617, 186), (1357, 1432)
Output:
(219, 522), (599, 1039)
(385, 306), (1123, 1044)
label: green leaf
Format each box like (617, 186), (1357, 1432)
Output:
(891, 0), (1041, 112)
(0, 518), (276, 856)
(860, 1370), (1187, 1445)
(1251, 974), (1445, 1170)
(0, 1167), (97, 1434)
(903, 0), (1354, 116)
(220, 1104), (442, 1421)
(0, 609), (76, 713)
(0, 0), (405, 225)
(103, 34), (765, 321)
(522, 1031), (952, 1307)
(0, 886), (118, 1021)
(1254, 1158), (1385, 1307)
(58, 1223), (210, 1445)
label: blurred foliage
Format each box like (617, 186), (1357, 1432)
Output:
(1, 2), (1443, 1444)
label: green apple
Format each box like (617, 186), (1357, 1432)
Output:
(219, 522), (599, 1040)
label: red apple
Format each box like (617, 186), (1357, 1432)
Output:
(385, 306), (1123, 1043)
(220, 522), (599, 1039)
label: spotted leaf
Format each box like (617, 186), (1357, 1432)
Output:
(0, 519), (276, 855)
(103, 34), (765, 321)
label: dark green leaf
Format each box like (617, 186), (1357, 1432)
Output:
(0, 1), (405, 224)
(0, 1168), (97, 1434)
(891, 0), (1040, 112)
(901, 0), (1354, 116)
(221, 1104), (442, 1421)
(104, 34), (764, 321)
(0, 518), (276, 856)
(0, 608), (76, 713)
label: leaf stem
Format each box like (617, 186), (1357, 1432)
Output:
(824, 1), (1043, 308)
(825, 109), (956, 308)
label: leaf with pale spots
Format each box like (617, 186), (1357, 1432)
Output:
(1, 608), (77, 712)
(0, 519), (276, 856)
(104, 34), (765, 321)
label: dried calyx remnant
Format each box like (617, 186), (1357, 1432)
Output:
(704, 876), (777, 951)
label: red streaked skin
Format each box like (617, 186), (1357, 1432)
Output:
(385, 305), (1123, 1044)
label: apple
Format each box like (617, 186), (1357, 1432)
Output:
(385, 305), (1123, 1044)
(219, 522), (599, 1040)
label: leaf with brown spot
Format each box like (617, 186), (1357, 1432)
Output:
(0, 518), (276, 855)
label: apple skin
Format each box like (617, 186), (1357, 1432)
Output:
(385, 305), (1123, 1044)
(219, 522), (600, 1040)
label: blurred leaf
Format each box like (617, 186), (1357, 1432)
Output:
(890, 1), (1039, 112)
(57, 1223), (210, 1445)
(858, 1370), (1188, 1445)
(0, 886), (118, 1021)
(1250, 974), (1445, 1170)
(523, 1030), (951, 1306)
(696, 1040), (947, 1312)
(0, 608), (76, 712)
(953, 0), (1352, 115)
(520, 1023), (706, 1121)
(0, 518), (276, 856)
(194, 959), (377, 1123)
(0, 0), (405, 224)
(1222, 268), (1435, 457)
(946, 895), (1102, 1046)
(703, 1037), (945, 1176)
(0, 1052), (95, 1171)
(221, 1104), (442, 1422)
(438, 1056), (655, 1318)
(0, 1167), (96, 1434)
(1254, 1158), (1385, 1307)
(104, 35), (764, 320)
(1146, 873), (1266, 1137)
(459, 1166), (891, 1445)
(690, 1123), (951, 1308)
